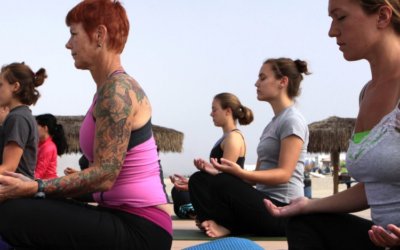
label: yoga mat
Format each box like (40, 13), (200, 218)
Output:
(173, 229), (287, 241)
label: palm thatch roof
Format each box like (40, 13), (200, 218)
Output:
(307, 116), (356, 153)
(307, 116), (356, 194)
(55, 116), (184, 154)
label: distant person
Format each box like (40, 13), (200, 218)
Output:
(35, 114), (68, 179)
(190, 58), (310, 238)
(170, 93), (253, 219)
(64, 154), (90, 176)
(0, 62), (46, 178)
(264, 1), (400, 249)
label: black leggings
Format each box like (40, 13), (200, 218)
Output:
(0, 198), (172, 250)
(171, 187), (195, 218)
(286, 213), (400, 250)
(189, 172), (288, 236)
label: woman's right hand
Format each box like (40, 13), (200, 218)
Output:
(264, 196), (310, 217)
(64, 167), (77, 176)
(194, 158), (218, 175)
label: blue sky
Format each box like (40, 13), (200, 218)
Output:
(0, 1), (371, 176)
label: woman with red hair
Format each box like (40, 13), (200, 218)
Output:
(0, 1), (172, 249)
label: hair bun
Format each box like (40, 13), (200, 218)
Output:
(294, 59), (310, 75)
(33, 68), (47, 87)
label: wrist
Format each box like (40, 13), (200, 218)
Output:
(301, 198), (314, 215)
(237, 168), (247, 180)
(32, 179), (45, 199)
(25, 181), (39, 198)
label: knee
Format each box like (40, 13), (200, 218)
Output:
(171, 186), (178, 197)
(188, 171), (208, 189)
(210, 173), (237, 190)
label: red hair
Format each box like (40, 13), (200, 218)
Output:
(66, 0), (130, 54)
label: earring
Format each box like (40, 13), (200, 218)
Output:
(97, 43), (102, 47)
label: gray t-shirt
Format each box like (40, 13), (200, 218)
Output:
(256, 106), (309, 204)
(0, 106), (38, 179)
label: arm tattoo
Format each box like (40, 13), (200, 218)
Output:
(43, 75), (146, 197)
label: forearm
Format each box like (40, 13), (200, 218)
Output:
(240, 168), (291, 185)
(305, 182), (369, 214)
(42, 164), (119, 198)
(0, 164), (18, 175)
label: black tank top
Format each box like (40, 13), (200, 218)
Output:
(209, 129), (245, 168)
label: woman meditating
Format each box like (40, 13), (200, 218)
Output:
(0, 62), (47, 250)
(0, 62), (46, 178)
(265, 1), (400, 249)
(35, 114), (68, 179)
(190, 58), (310, 238)
(0, 1), (171, 249)
(170, 92), (253, 218)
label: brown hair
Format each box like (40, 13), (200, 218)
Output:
(66, 0), (130, 54)
(264, 58), (311, 101)
(354, 0), (400, 35)
(0, 62), (47, 106)
(214, 93), (254, 126)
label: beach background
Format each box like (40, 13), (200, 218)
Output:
(1, 0), (371, 178)
(1, 1), (374, 249)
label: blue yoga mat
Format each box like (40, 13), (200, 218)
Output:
(182, 237), (264, 250)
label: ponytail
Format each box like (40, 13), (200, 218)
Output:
(36, 114), (68, 156)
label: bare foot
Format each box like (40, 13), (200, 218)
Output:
(195, 219), (205, 231)
(201, 220), (231, 238)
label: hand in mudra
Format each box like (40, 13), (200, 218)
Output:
(194, 158), (218, 175)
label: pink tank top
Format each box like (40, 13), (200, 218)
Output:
(79, 95), (172, 235)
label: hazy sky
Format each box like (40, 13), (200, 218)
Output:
(0, 1), (370, 176)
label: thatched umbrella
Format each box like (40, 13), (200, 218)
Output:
(307, 116), (356, 194)
(55, 116), (184, 154)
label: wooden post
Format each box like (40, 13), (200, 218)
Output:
(331, 150), (339, 194)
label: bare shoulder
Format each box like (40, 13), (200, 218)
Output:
(224, 130), (245, 146)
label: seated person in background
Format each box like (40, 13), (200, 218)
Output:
(35, 114), (68, 179)
(170, 93), (253, 219)
(0, 62), (47, 178)
(190, 58), (310, 238)
(64, 154), (90, 175)
(169, 174), (196, 219)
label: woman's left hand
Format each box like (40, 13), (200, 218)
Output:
(0, 174), (36, 202)
(210, 158), (243, 177)
(170, 174), (189, 192)
(369, 224), (400, 248)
